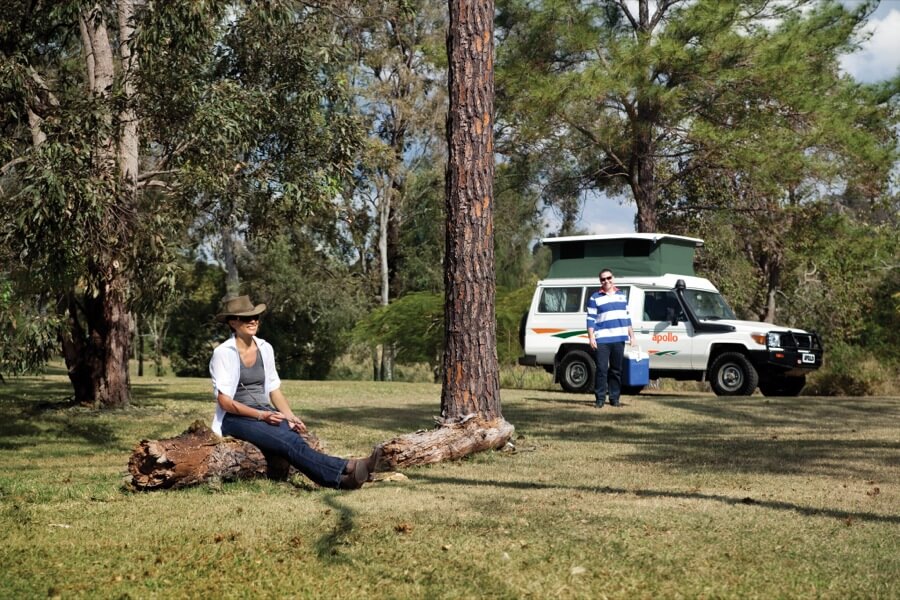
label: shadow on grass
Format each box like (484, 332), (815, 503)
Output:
(0, 379), (122, 450)
(295, 393), (900, 481)
(0, 409), (121, 450)
(0, 378), (74, 405)
(314, 493), (357, 563)
(412, 474), (900, 525)
(499, 395), (900, 480)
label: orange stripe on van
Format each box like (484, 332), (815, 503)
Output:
(531, 328), (566, 334)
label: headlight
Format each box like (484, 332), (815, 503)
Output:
(767, 332), (781, 348)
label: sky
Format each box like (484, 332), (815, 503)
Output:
(550, 1), (900, 236)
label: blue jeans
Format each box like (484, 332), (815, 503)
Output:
(594, 342), (625, 406)
(222, 412), (348, 489)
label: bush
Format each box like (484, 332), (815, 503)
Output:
(805, 343), (898, 396)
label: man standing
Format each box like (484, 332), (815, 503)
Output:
(586, 269), (634, 408)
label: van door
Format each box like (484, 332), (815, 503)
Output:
(634, 289), (694, 370)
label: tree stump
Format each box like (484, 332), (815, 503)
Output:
(376, 416), (514, 471)
(126, 420), (324, 491)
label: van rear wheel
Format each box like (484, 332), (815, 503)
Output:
(559, 350), (595, 394)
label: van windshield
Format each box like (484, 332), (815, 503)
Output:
(683, 290), (736, 320)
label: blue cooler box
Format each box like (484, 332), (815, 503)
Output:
(622, 349), (650, 386)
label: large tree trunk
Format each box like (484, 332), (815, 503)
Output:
(441, 0), (505, 423)
(97, 274), (132, 408)
(375, 0), (514, 468)
(127, 422), (325, 491)
(57, 3), (137, 408)
(59, 277), (132, 408)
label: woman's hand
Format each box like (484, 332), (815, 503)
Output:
(259, 410), (285, 426)
(285, 416), (307, 433)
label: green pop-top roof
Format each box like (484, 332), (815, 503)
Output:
(541, 233), (703, 279)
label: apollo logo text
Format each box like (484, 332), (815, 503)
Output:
(652, 332), (679, 343)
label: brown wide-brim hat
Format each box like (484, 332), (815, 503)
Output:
(215, 295), (267, 323)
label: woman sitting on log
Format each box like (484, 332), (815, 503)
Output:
(210, 295), (379, 490)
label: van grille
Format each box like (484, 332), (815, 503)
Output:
(778, 331), (821, 350)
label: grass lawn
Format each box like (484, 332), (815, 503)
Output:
(0, 372), (898, 599)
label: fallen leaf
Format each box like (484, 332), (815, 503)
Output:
(866, 487), (880, 497)
(570, 566), (587, 576)
(395, 523), (413, 534)
(442, 544), (451, 551)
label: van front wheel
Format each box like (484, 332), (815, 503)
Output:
(709, 352), (759, 396)
(559, 350), (595, 394)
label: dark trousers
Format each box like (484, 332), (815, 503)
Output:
(222, 413), (348, 488)
(594, 341), (626, 406)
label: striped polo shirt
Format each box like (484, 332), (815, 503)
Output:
(586, 287), (631, 343)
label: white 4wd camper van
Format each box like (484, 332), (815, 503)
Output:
(518, 234), (823, 396)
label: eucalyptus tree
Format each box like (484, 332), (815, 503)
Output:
(0, 1), (360, 404)
(495, 0), (893, 233)
(0, 0), (183, 404)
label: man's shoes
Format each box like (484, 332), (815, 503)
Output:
(610, 401), (621, 407)
(594, 402), (604, 408)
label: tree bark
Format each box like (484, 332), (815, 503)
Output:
(378, 416), (514, 470)
(127, 421), (325, 491)
(442, 0), (507, 425)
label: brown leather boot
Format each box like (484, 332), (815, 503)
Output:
(365, 446), (384, 476)
(339, 458), (369, 490)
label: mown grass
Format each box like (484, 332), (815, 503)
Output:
(0, 372), (898, 599)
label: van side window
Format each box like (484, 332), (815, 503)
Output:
(582, 286), (630, 312)
(643, 291), (683, 321)
(538, 287), (583, 313)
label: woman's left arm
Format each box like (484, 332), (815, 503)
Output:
(270, 388), (307, 433)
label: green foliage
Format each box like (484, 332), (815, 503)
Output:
(355, 291), (444, 368)
(0, 276), (59, 377)
(783, 212), (899, 352)
(164, 259), (227, 377)
(394, 164), (446, 295)
(354, 285), (536, 372)
(806, 341), (897, 396)
(241, 232), (365, 380)
(496, 0), (895, 232)
(495, 284), (536, 364)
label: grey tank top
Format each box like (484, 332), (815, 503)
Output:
(233, 350), (269, 409)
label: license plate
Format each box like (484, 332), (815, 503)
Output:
(801, 353), (815, 364)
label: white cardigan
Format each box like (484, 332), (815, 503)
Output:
(209, 335), (281, 435)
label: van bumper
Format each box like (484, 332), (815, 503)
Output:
(748, 348), (823, 375)
(518, 354), (538, 366)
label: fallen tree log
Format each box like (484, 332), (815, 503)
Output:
(127, 416), (514, 491)
(127, 420), (324, 491)
(376, 416), (515, 471)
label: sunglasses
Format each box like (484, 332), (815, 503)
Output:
(231, 315), (261, 323)
(600, 276), (613, 282)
